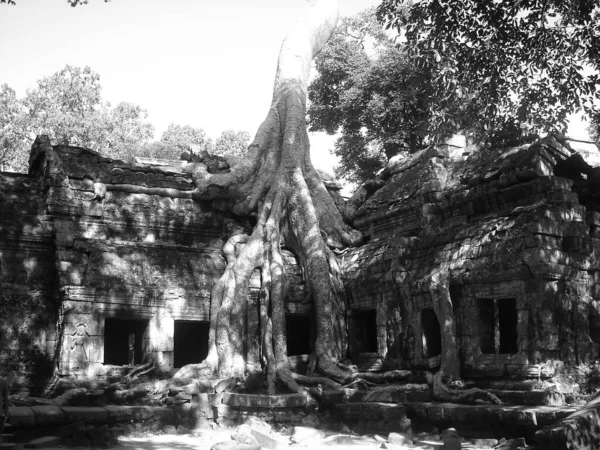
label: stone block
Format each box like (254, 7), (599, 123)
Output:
(221, 393), (306, 408)
(152, 407), (175, 424)
(387, 432), (411, 445)
(104, 405), (133, 423)
(129, 406), (153, 421)
(380, 405), (408, 421)
(61, 406), (108, 424)
(31, 405), (64, 426)
(8, 407), (35, 427)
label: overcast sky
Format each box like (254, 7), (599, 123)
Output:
(0, 0), (382, 175)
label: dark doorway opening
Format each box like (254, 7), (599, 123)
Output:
(479, 298), (518, 354)
(104, 318), (148, 366)
(174, 320), (209, 368)
(285, 314), (312, 356)
(479, 299), (496, 354)
(421, 308), (441, 358)
(353, 309), (378, 353)
(498, 298), (518, 353)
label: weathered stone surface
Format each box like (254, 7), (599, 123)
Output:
(61, 406), (108, 424)
(249, 429), (289, 449)
(24, 436), (62, 449)
(222, 393), (307, 408)
(31, 406), (64, 426)
(8, 407), (35, 427)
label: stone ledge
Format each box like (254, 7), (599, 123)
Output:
(220, 393), (307, 408)
(7, 405), (175, 428)
(404, 402), (577, 432)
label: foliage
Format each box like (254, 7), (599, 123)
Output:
(213, 129), (251, 158)
(159, 124), (213, 155)
(307, 8), (454, 184)
(101, 102), (155, 161)
(0, 65), (155, 172)
(377, 0), (600, 139)
(22, 65), (108, 148)
(0, 84), (27, 171)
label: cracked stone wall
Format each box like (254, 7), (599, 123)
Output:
(342, 137), (600, 380)
(0, 139), (309, 391)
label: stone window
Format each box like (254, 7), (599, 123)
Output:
(104, 318), (148, 366)
(352, 309), (378, 353)
(421, 308), (441, 358)
(174, 320), (209, 368)
(479, 298), (518, 354)
(285, 314), (312, 356)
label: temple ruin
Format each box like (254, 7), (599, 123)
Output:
(2, 134), (600, 403)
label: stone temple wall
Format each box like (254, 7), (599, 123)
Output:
(342, 137), (600, 380)
(0, 138), (308, 392)
(3, 133), (600, 392)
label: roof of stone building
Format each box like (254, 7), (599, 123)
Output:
(342, 136), (600, 298)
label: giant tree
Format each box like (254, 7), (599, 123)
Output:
(173, 0), (369, 392)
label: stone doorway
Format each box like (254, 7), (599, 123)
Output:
(352, 309), (378, 354)
(173, 320), (209, 368)
(285, 314), (312, 356)
(104, 318), (148, 366)
(421, 308), (442, 358)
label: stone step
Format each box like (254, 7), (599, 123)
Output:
(0, 443), (17, 449)
(321, 385), (431, 406)
(335, 402), (408, 422)
(404, 401), (578, 440)
(334, 403), (411, 434)
(488, 388), (565, 406)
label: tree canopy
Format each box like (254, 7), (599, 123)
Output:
(308, 8), (440, 184)
(213, 130), (251, 158)
(0, 65), (249, 172)
(377, 0), (600, 140)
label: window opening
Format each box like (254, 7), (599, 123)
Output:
(421, 308), (442, 358)
(174, 320), (209, 368)
(479, 298), (518, 354)
(104, 318), (148, 365)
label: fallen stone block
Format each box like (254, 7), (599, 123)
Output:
(291, 426), (325, 444)
(245, 417), (271, 434)
(231, 424), (259, 445)
(442, 428), (461, 450)
(250, 429), (289, 449)
(387, 432), (411, 445)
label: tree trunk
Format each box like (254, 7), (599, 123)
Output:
(174, 0), (363, 391)
(428, 270), (502, 404)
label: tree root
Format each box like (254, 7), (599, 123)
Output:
(124, 360), (156, 381)
(432, 372), (502, 404)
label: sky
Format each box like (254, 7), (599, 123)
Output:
(0, 0), (381, 175)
